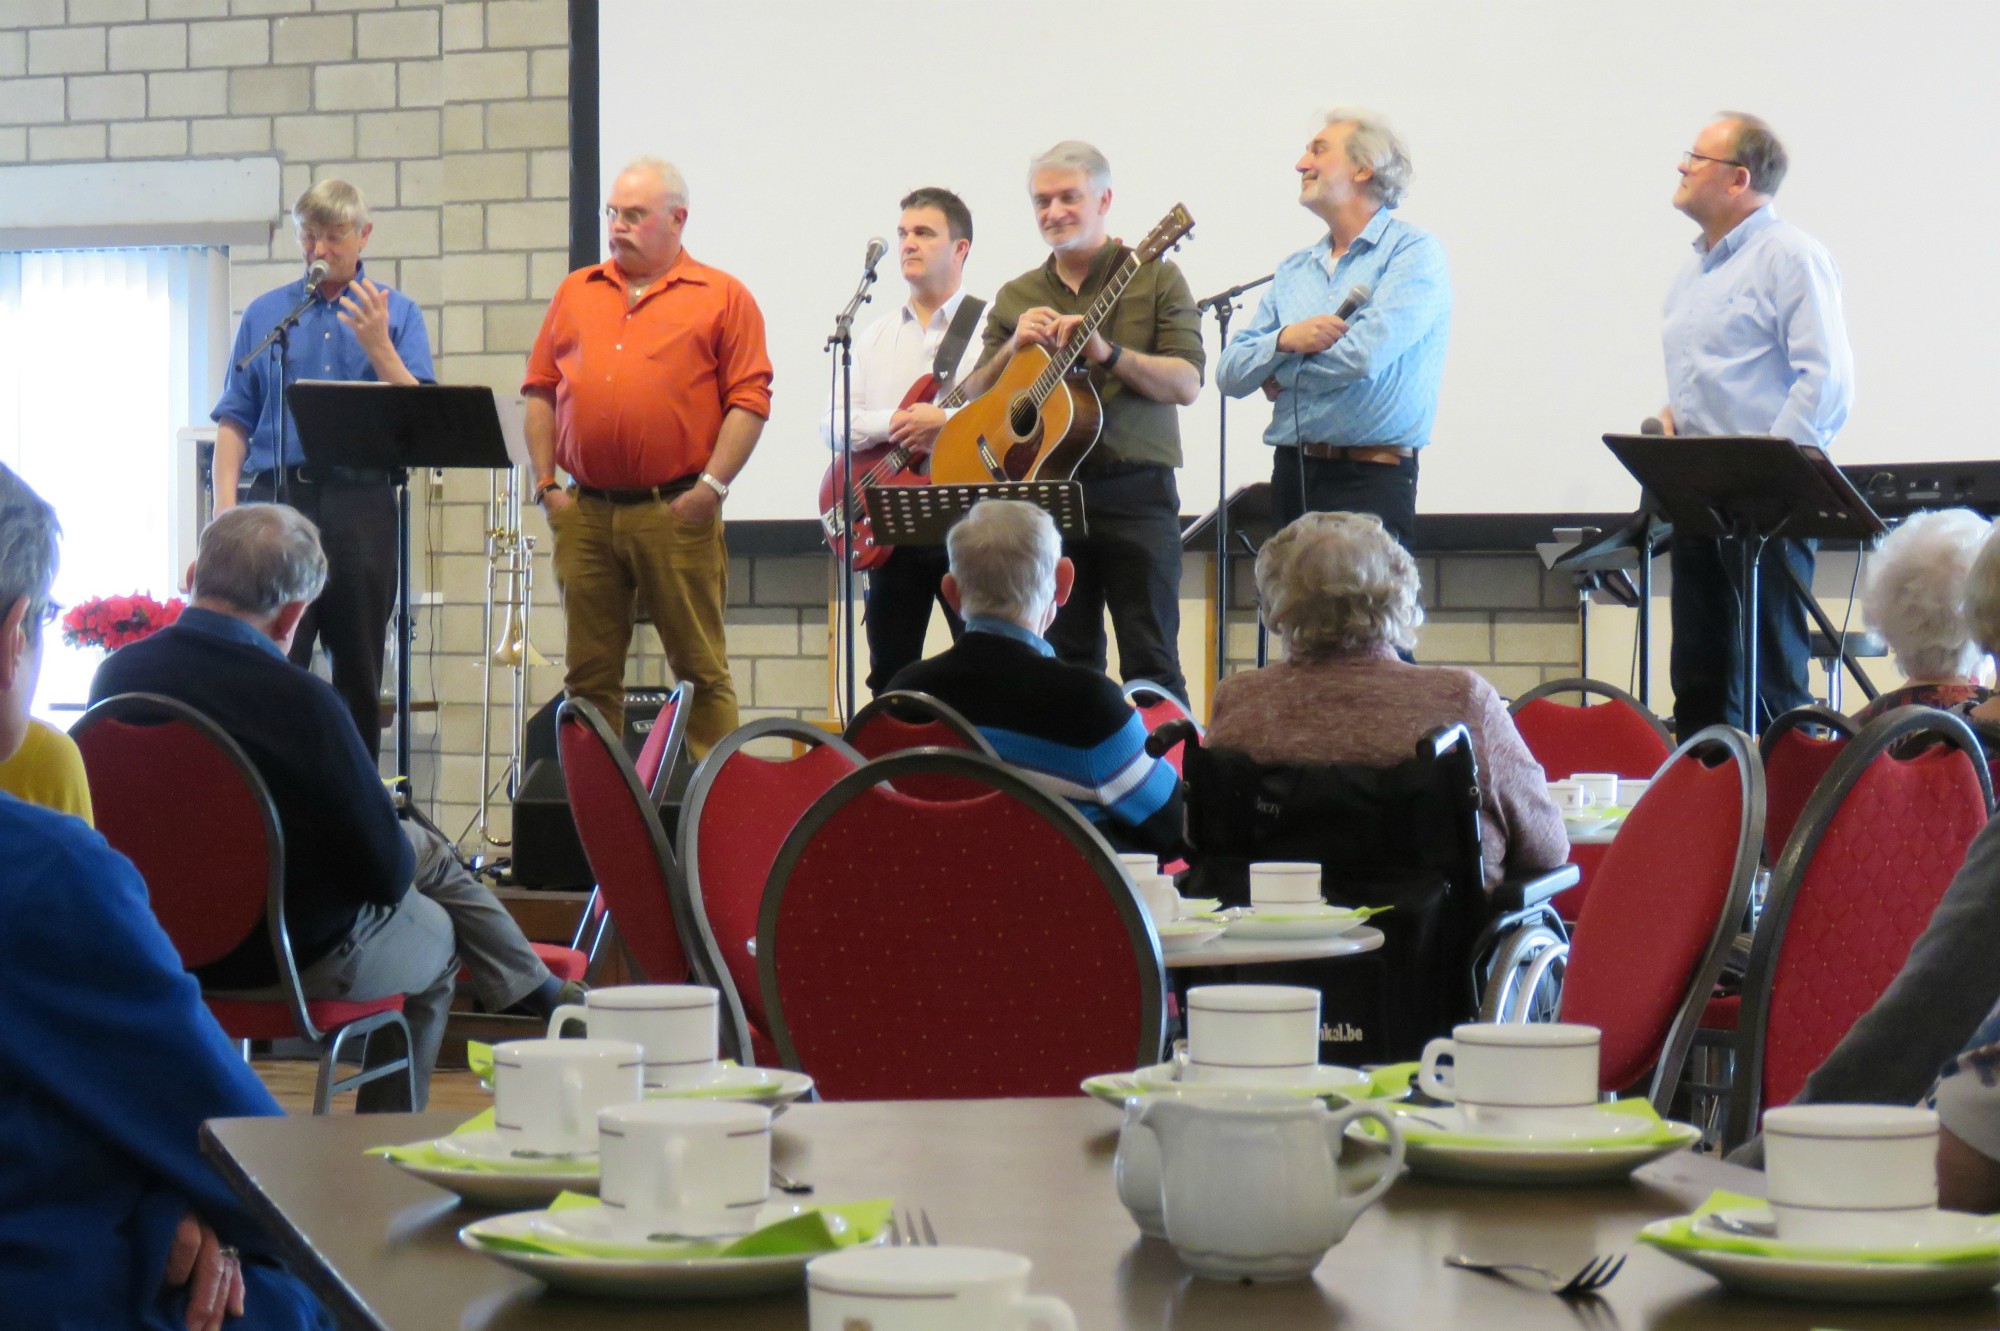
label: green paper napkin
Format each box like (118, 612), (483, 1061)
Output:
(1639, 1191), (2000, 1266)
(1357, 1096), (1691, 1149)
(1363, 1063), (1418, 1099)
(369, 1107), (596, 1175)
(468, 1192), (894, 1261)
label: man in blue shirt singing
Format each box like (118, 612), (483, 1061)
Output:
(211, 179), (434, 760)
(1656, 114), (1853, 737)
(1218, 109), (1451, 546)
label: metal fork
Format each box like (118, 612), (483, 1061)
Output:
(887, 1208), (939, 1247)
(1445, 1253), (1626, 1297)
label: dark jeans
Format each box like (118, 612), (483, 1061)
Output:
(1047, 464), (1187, 702)
(1270, 447), (1420, 548)
(865, 543), (962, 695)
(242, 473), (397, 759)
(1669, 534), (1817, 739)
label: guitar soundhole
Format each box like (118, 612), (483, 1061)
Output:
(1008, 395), (1038, 439)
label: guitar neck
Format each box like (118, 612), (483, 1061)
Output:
(1031, 251), (1143, 405)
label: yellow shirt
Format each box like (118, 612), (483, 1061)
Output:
(0, 719), (94, 825)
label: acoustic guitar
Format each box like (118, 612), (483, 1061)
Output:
(816, 372), (972, 571)
(929, 204), (1194, 485)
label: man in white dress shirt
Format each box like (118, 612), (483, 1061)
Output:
(820, 188), (986, 693)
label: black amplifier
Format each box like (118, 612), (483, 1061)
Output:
(512, 689), (671, 889)
(1839, 461), (2000, 520)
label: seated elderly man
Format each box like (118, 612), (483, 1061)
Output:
(1852, 508), (1993, 724)
(887, 499), (1182, 855)
(90, 504), (575, 1107)
(0, 465), (330, 1327)
(1206, 511), (1567, 888)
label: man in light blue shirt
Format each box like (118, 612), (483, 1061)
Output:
(1657, 113), (1853, 736)
(1218, 109), (1451, 546)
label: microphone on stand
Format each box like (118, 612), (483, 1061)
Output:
(304, 259), (330, 291)
(1640, 416), (1666, 435)
(1334, 283), (1371, 320)
(862, 237), (888, 280)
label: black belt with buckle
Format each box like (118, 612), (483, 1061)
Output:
(574, 477), (699, 505)
(1297, 443), (1414, 465)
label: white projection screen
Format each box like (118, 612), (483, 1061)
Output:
(598, 1), (2000, 523)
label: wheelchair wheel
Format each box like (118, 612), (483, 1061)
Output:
(1477, 922), (1568, 1023)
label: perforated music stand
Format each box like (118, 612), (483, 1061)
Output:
(288, 382), (517, 780)
(1603, 433), (1883, 734)
(865, 481), (1088, 547)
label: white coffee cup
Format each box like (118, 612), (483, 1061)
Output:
(549, 984), (722, 1089)
(491, 1037), (645, 1155)
(1249, 861), (1321, 906)
(1183, 985), (1320, 1084)
(1764, 1105), (1940, 1247)
(1132, 873), (1183, 928)
(596, 1099), (772, 1241)
(1547, 780), (1594, 812)
(808, 1246), (1077, 1331)
(1418, 1023), (1600, 1133)
(1117, 851), (1162, 878)
(1622, 778), (1651, 806)
(1571, 773), (1621, 806)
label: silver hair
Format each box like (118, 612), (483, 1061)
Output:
(292, 179), (369, 232)
(1962, 524), (2000, 661)
(1861, 509), (1993, 681)
(946, 500), (1061, 624)
(1256, 511), (1423, 656)
(1320, 107), (1413, 208)
(621, 156), (688, 210)
(1717, 111), (1789, 195)
(0, 463), (60, 647)
(1027, 140), (1111, 195)
(192, 504), (328, 618)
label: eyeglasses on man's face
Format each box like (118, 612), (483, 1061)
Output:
(1679, 151), (1742, 172)
(604, 205), (657, 228)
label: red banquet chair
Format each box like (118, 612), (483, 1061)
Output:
(679, 719), (864, 1068)
(1758, 705), (1855, 865)
(843, 689), (998, 801)
(632, 680), (691, 803)
(1488, 726), (1763, 1116)
(1723, 706), (1994, 1149)
(1509, 677), (1675, 921)
(555, 698), (749, 1060)
(758, 749), (1166, 1099)
(74, 693), (414, 1114)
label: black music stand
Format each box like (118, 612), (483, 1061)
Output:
(1603, 434), (1883, 734)
(1550, 513), (1669, 705)
(288, 382), (518, 781)
(864, 481), (1088, 548)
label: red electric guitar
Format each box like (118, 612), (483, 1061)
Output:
(816, 372), (972, 572)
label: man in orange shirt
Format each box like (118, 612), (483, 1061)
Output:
(524, 157), (772, 752)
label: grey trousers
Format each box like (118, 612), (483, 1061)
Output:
(286, 821), (551, 1108)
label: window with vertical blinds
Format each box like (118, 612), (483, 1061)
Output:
(0, 246), (230, 720)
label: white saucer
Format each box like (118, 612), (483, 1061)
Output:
(531, 1198), (819, 1248)
(1411, 1103), (1660, 1143)
(1131, 1060), (1371, 1099)
(1644, 1209), (2000, 1303)
(1155, 919), (1225, 952)
(643, 1065), (814, 1108)
(434, 1129), (597, 1169)
(1223, 906), (1367, 941)
(389, 1153), (598, 1209)
(1352, 1104), (1701, 1184)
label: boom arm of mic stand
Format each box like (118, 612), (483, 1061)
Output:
(826, 269), (878, 349)
(236, 288), (317, 372)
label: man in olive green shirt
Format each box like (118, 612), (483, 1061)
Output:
(962, 140), (1204, 702)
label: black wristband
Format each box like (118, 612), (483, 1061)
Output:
(533, 480), (561, 504)
(1100, 343), (1124, 371)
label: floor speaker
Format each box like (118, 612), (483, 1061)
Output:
(510, 689), (672, 889)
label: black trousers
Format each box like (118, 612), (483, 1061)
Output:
(1047, 464), (1187, 702)
(1270, 447), (1420, 548)
(242, 474), (397, 759)
(864, 543), (961, 695)
(1669, 534), (1816, 739)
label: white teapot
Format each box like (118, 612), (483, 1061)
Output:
(1134, 1092), (1404, 1280)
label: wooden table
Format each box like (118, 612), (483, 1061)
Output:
(202, 1100), (1986, 1330)
(1163, 924), (1385, 969)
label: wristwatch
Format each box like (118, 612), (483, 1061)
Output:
(698, 472), (731, 499)
(1099, 343), (1125, 371)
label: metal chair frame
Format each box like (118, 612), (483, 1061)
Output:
(843, 689), (999, 759)
(1509, 676), (1674, 750)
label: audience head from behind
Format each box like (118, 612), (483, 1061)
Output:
(1962, 521), (2000, 664)
(191, 503), (329, 652)
(1256, 510), (1423, 661)
(1862, 508), (1993, 684)
(0, 462), (60, 763)
(942, 499), (1076, 636)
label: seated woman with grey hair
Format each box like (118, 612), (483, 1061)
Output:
(1205, 511), (1567, 887)
(1851, 508), (1994, 724)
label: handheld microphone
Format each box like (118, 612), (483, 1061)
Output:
(862, 237), (888, 279)
(1640, 416), (1666, 436)
(1334, 284), (1370, 320)
(304, 259), (330, 290)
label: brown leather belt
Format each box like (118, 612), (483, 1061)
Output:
(574, 476), (698, 505)
(1297, 443), (1414, 465)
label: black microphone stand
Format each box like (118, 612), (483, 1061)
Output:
(1196, 272), (1272, 690)
(825, 257), (879, 722)
(236, 276), (320, 505)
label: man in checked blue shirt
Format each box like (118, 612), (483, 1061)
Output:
(1217, 109), (1451, 545)
(1656, 114), (1853, 737)
(210, 180), (434, 759)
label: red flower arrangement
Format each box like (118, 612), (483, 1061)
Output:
(60, 593), (185, 652)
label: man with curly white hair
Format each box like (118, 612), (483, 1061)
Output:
(1853, 508), (1993, 723)
(1217, 109), (1451, 543)
(1206, 511), (1565, 888)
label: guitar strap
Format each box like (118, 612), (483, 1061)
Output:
(932, 296), (987, 390)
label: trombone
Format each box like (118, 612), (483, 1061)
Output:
(478, 467), (543, 848)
